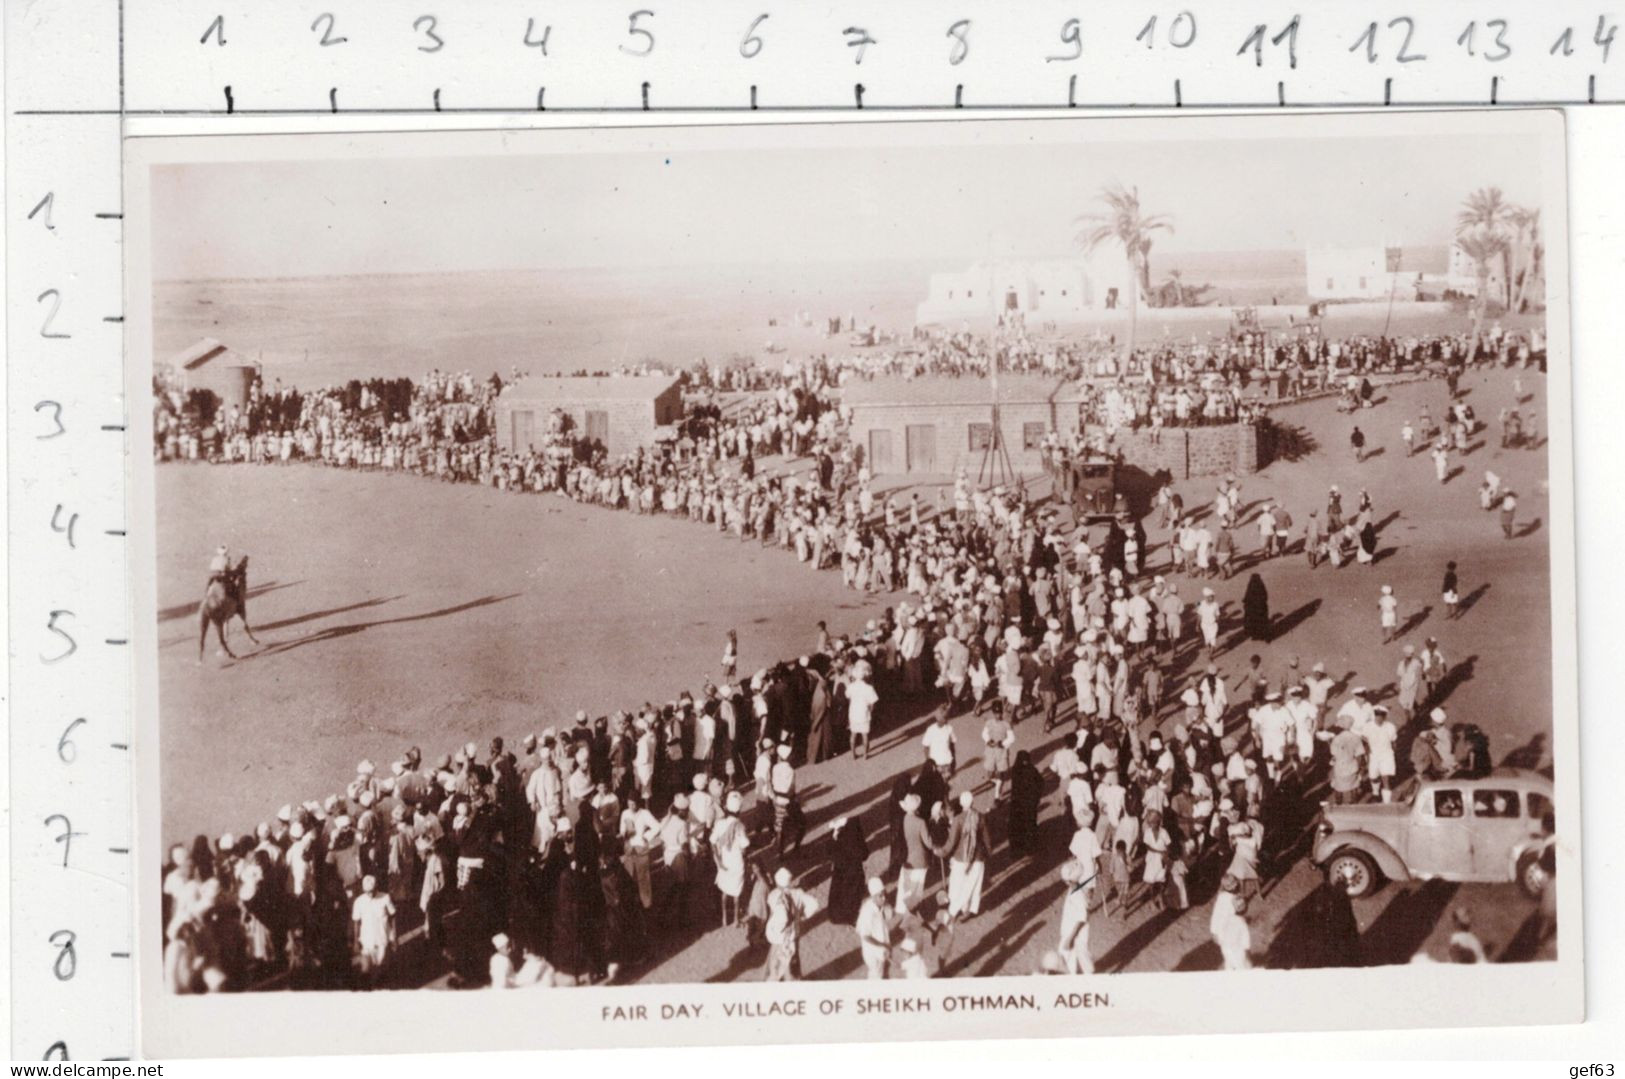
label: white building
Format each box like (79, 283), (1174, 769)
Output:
(1446, 241), (1508, 298)
(915, 252), (1140, 325)
(1305, 245), (1414, 300)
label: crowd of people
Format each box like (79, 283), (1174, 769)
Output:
(159, 322), (1548, 993)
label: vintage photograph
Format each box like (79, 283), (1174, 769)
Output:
(130, 113), (1576, 1028)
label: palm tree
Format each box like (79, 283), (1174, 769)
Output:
(1457, 186), (1513, 308)
(1076, 184), (1173, 364)
(1511, 207), (1542, 314)
(1455, 227), (1507, 356)
(1165, 267), (1186, 307)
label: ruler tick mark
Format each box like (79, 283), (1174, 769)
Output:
(111, 743), (129, 750)
(105, 638), (129, 646)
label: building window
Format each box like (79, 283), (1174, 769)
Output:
(1022, 422), (1047, 450)
(968, 423), (995, 450)
(966, 290), (973, 299)
(1326, 277), (1335, 290)
(1358, 276), (1368, 290)
(1060, 289), (1067, 296)
(947, 290), (954, 299)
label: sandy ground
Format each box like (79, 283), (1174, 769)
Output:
(155, 366), (1557, 978)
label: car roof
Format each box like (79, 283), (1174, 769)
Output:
(1421, 768), (1552, 792)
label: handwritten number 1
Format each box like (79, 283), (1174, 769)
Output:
(29, 192), (55, 231)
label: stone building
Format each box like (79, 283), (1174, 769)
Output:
(493, 375), (683, 456)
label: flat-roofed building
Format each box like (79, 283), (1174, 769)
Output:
(493, 374), (683, 456)
(842, 374), (1087, 477)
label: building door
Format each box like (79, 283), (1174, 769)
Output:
(585, 409), (610, 449)
(1005, 290), (1020, 311)
(868, 429), (894, 473)
(510, 409), (535, 450)
(905, 424), (937, 474)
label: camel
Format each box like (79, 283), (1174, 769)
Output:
(198, 555), (261, 662)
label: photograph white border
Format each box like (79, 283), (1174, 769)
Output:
(124, 109), (1584, 1059)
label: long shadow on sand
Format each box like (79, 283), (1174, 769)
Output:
(257, 595), (404, 632)
(253, 593), (521, 657)
(158, 579), (302, 622)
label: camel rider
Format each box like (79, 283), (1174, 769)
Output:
(207, 545), (231, 590)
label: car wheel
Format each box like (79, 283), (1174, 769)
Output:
(1325, 849), (1381, 899)
(1516, 850), (1549, 899)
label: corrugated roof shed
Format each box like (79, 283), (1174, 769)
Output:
(840, 374), (1087, 407)
(172, 337), (231, 370)
(499, 375), (681, 403)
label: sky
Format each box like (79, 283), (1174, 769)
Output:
(150, 129), (1547, 281)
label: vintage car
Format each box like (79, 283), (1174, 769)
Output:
(1071, 459), (1126, 521)
(1312, 769), (1554, 899)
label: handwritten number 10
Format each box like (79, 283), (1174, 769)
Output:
(1137, 12), (1197, 49)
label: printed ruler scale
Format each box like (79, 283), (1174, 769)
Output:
(2, 0), (1618, 1062)
(6, 0), (134, 1064)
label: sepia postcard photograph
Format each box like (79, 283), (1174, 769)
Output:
(126, 110), (1582, 1056)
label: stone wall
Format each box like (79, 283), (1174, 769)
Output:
(1108, 424), (1262, 480)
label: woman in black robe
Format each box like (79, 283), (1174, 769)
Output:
(1359, 519), (1379, 564)
(599, 849), (648, 978)
(544, 821), (607, 985)
(825, 815), (871, 925)
(1242, 572), (1271, 642)
(912, 760), (948, 823)
(1007, 750), (1044, 859)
